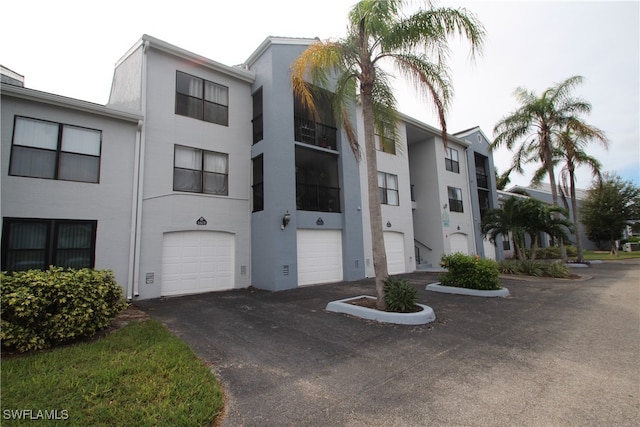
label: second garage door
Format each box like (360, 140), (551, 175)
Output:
(297, 229), (343, 286)
(384, 231), (406, 275)
(161, 231), (235, 296)
(449, 233), (469, 255)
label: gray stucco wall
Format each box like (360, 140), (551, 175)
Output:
(459, 128), (504, 260)
(1, 92), (140, 292)
(248, 40), (365, 291)
(132, 46), (253, 299)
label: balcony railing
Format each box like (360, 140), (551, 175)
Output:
(294, 116), (337, 150)
(296, 183), (340, 212)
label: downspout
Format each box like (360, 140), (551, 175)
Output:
(133, 40), (150, 297)
(127, 119), (143, 300)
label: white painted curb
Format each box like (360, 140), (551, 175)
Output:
(326, 295), (436, 325)
(426, 283), (510, 298)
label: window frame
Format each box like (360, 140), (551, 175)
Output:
(252, 87), (263, 144)
(448, 186), (464, 212)
(1, 218), (97, 272)
(9, 116), (102, 183)
(375, 133), (396, 155)
(175, 71), (229, 126)
(173, 145), (229, 196)
(445, 147), (460, 173)
(378, 172), (399, 206)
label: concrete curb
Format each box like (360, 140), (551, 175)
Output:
(326, 295), (436, 325)
(426, 282), (510, 298)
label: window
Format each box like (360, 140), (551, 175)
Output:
(448, 186), (463, 212)
(176, 71), (229, 126)
(252, 88), (263, 144)
(9, 116), (101, 183)
(502, 234), (511, 251)
(375, 133), (396, 154)
(445, 147), (460, 173)
(378, 172), (399, 206)
(252, 155), (264, 212)
(173, 145), (228, 195)
(1, 218), (96, 272)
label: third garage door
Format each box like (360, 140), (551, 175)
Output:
(297, 229), (343, 286)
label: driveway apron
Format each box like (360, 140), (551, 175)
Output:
(136, 260), (640, 426)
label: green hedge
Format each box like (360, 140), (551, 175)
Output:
(440, 253), (501, 291)
(498, 260), (570, 278)
(1, 267), (127, 352)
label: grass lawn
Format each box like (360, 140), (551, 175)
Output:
(1, 319), (224, 426)
(582, 250), (640, 261)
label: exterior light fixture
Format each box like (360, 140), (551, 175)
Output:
(386, 221), (392, 228)
(281, 211), (291, 230)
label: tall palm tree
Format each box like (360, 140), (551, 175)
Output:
(492, 75), (595, 260)
(552, 122), (607, 262)
(291, 0), (485, 309)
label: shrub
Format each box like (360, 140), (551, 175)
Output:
(546, 261), (570, 278)
(497, 260), (570, 278)
(1, 267), (127, 352)
(384, 277), (419, 313)
(497, 260), (521, 275)
(440, 253), (501, 291)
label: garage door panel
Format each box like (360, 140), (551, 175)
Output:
(161, 231), (235, 296)
(297, 229), (343, 286)
(450, 233), (469, 255)
(384, 231), (406, 275)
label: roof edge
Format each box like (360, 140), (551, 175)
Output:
(1, 83), (143, 123)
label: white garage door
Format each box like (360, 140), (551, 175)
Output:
(449, 233), (469, 255)
(384, 231), (406, 275)
(297, 229), (343, 286)
(161, 231), (234, 296)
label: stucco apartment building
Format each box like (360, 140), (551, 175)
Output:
(1, 35), (500, 300)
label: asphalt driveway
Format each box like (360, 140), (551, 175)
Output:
(137, 260), (639, 426)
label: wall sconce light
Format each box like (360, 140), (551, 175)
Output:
(281, 211), (291, 230)
(443, 203), (448, 210)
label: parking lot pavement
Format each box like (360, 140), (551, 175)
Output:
(137, 259), (640, 426)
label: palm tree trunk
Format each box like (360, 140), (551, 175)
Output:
(544, 146), (568, 261)
(569, 167), (584, 262)
(360, 73), (389, 311)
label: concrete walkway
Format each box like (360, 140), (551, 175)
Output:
(137, 259), (640, 426)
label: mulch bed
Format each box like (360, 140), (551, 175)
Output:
(347, 297), (423, 313)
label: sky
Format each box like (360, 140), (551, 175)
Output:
(2, 0), (638, 190)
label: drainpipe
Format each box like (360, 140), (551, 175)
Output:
(133, 40), (150, 297)
(127, 119), (143, 300)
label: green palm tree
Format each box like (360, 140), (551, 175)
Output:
(291, 0), (485, 309)
(492, 75), (595, 260)
(552, 122), (607, 262)
(482, 196), (573, 261)
(481, 196), (526, 260)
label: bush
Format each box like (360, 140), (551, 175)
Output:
(497, 260), (570, 278)
(440, 253), (501, 291)
(1, 267), (127, 352)
(384, 277), (419, 313)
